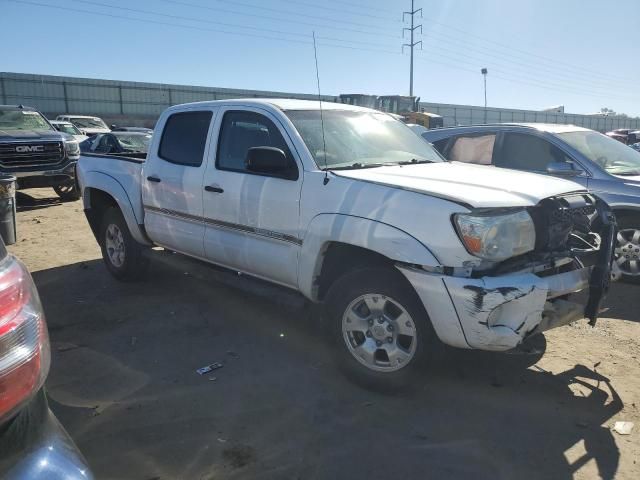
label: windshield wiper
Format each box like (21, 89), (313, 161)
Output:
(397, 158), (434, 165)
(325, 162), (389, 171)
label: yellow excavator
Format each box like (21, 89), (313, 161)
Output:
(339, 94), (443, 129)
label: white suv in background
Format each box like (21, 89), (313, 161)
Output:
(56, 115), (110, 136)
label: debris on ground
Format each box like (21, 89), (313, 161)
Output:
(612, 421), (634, 435)
(217, 438), (227, 443)
(208, 376), (217, 382)
(131, 336), (137, 347)
(56, 342), (81, 353)
(196, 362), (223, 375)
(226, 350), (239, 358)
(222, 445), (255, 469)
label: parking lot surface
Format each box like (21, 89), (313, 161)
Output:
(8, 189), (640, 480)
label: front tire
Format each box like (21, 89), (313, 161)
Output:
(99, 207), (149, 281)
(614, 214), (640, 284)
(53, 181), (80, 201)
(325, 267), (438, 391)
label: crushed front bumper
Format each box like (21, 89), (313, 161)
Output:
(401, 265), (601, 351)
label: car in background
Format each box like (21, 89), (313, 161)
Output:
(49, 120), (89, 143)
(79, 131), (151, 157)
(110, 126), (153, 134)
(55, 115), (110, 136)
(420, 123), (640, 283)
(0, 105), (81, 201)
(606, 129), (640, 145)
(0, 237), (93, 479)
(631, 143), (640, 152)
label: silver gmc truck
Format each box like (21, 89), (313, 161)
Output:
(0, 105), (81, 201)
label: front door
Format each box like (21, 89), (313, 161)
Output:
(142, 108), (217, 258)
(202, 108), (303, 288)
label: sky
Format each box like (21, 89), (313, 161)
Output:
(2, 0), (639, 116)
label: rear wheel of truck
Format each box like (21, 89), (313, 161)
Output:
(325, 267), (439, 391)
(614, 214), (640, 284)
(99, 207), (149, 281)
(53, 181), (80, 201)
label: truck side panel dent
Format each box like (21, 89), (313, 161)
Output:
(298, 214), (440, 301)
(81, 171), (151, 246)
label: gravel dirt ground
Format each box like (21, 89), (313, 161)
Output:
(7, 188), (640, 480)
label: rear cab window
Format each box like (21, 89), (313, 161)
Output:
(159, 111), (213, 167)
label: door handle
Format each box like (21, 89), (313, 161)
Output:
(205, 185), (224, 193)
(147, 176), (161, 183)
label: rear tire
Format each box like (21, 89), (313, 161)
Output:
(614, 214), (640, 285)
(325, 266), (439, 391)
(53, 181), (80, 201)
(99, 207), (149, 281)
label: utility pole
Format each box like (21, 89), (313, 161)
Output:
(481, 68), (488, 123)
(403, 0), (422, 97)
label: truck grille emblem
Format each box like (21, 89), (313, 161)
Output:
(15, 145), (45, 153)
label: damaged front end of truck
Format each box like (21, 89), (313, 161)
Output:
(405, 193), (616, 351)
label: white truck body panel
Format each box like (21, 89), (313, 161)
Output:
(77, 99), (611, 352)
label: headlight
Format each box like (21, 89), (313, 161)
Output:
(65, 140), (80, 155)
(454, 210), (536, 261)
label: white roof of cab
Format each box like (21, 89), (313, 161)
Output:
(168, 98), (377, 113)
(512, 123), (591, 134)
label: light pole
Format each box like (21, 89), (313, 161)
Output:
(481, 68), (488, 123)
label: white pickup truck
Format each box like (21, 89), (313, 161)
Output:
(77, 99), (615, 387)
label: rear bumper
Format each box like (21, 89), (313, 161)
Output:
(14, 161), (77, 189)
(0, 390), (93, 480)
(400, 265), (599, 351)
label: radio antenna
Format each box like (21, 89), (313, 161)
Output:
(312, 31), (330, 185)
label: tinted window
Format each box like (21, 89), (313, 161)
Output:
(448, 134), (495, 165)
(431, 138), (449, 154)
(159, 111), (212, 167)
(217, 111), (291, 172)
(497, 133), (569, 172)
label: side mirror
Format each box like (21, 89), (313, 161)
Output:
(110, 124), (117, 129)
(547, 161), (583, 177)
(245, 147), (298, 180)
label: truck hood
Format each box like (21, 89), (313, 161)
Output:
(0, 129), (64, 141)
(333, 161), (586, 208)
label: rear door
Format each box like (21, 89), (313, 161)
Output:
(201, 107), (303, 288)
(142, 108), (217, 258)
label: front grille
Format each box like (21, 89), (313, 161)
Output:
(0, 141), (65, 171)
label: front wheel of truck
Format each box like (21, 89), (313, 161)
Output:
(53, 182), (80, 201)
(99, 207), (149, 281)
(325, 267), (439, 391)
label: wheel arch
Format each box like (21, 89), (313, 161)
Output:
(298, 214), (440, 302)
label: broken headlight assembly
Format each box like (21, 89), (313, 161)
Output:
(453, 210), (536, 262)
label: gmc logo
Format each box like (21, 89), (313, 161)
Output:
(16, 145), (45, 153)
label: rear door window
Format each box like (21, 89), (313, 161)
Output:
(496, 133), (570, 172)
(159, 111), (213, 167)
(448, 134), (496, 165)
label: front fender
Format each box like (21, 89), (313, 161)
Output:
(298, 213), (440, 300)
(81, 171), (150, 246)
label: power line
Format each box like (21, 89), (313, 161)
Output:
(175, 0), (400, 32)
(156, 0), (400, 38)
(272, 0), (400, 23)
(70, 0), (391, 48)
(421, 16), (634, 85)
(326, 0), (398, 14)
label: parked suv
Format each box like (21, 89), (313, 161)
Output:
(0, 237), (93, 479)
(0, 105), (81, 201)
(420, 124), (640, 283)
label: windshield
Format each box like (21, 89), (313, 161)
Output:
(0, 110), (53, 131)
(559, 130), (640, 176)
(70, 117), (108, 129)
(115, 134), (152, 152)
(55, 123), (82, 135)
(284, 110), (443, 169)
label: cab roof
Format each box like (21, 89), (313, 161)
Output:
(167, 98), (377, 113)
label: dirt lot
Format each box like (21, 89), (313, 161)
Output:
(7, 188), (640, 480)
